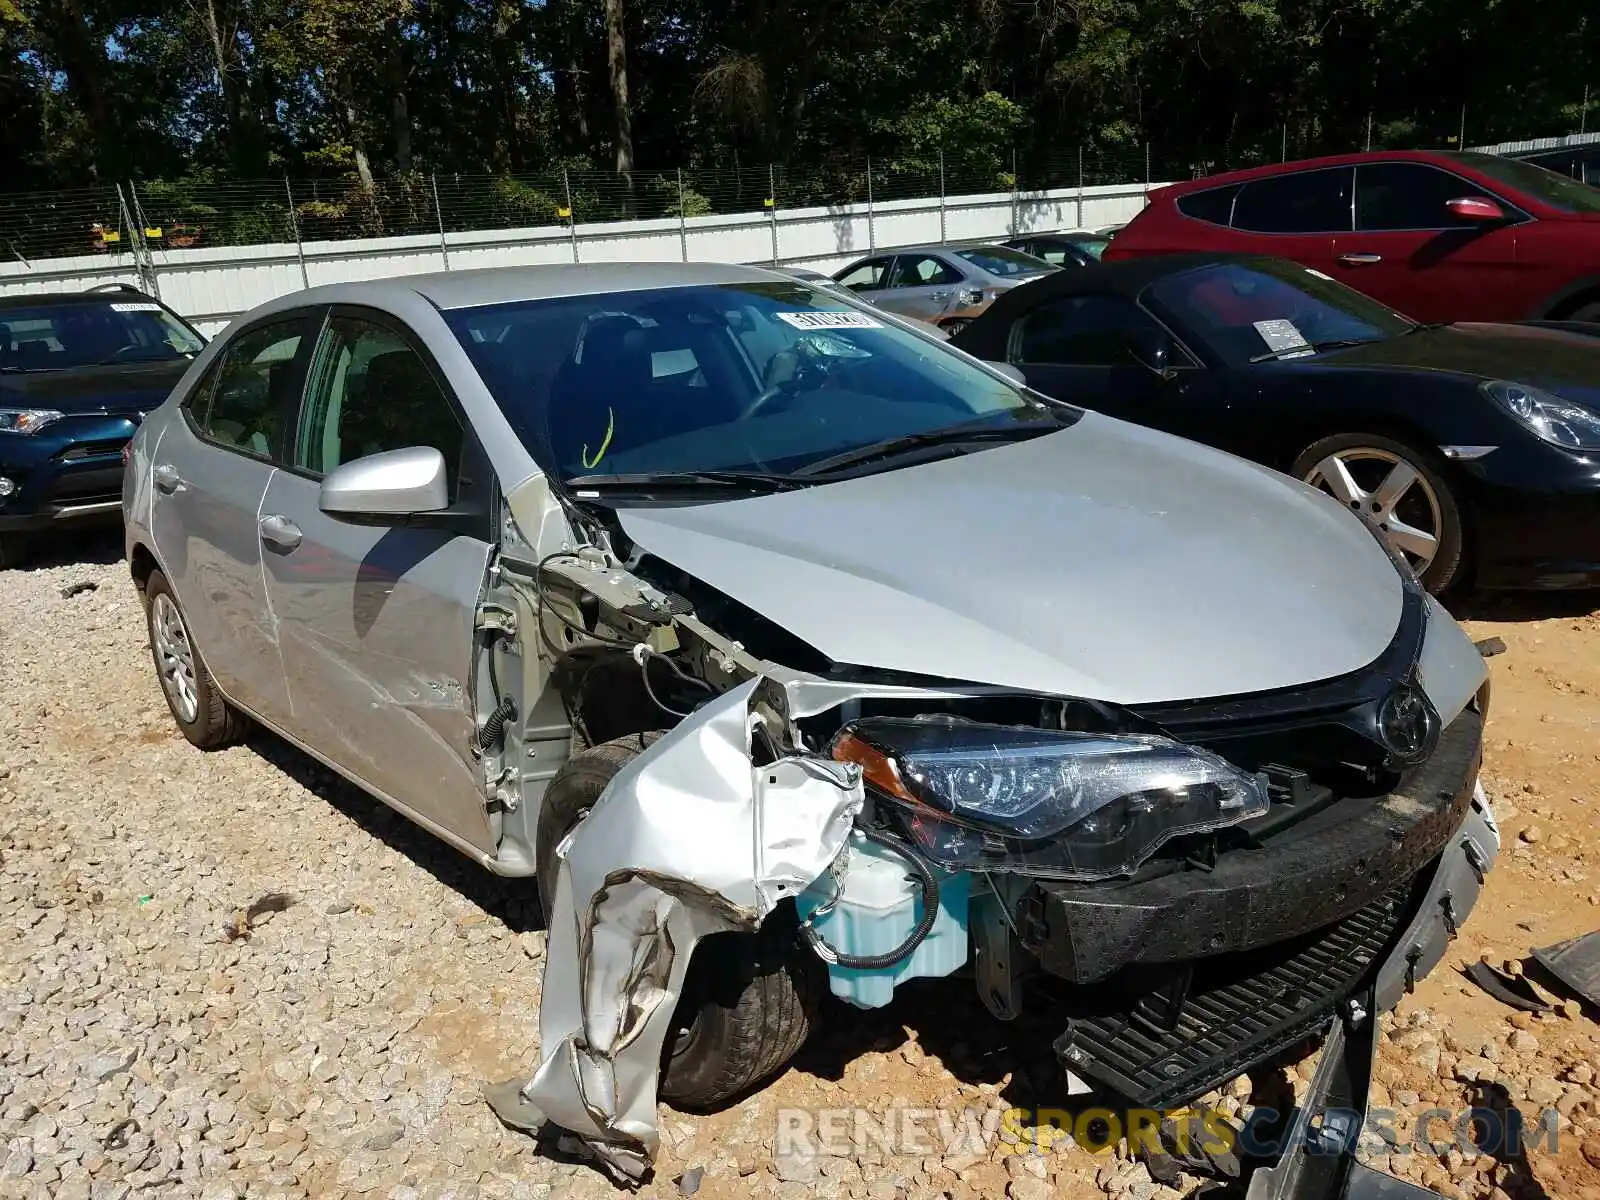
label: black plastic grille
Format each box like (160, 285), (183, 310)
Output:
(1053, 880), (1412, 1109)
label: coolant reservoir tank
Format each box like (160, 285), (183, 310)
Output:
(796, 829), (971, 1009)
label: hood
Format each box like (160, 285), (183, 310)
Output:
(0, 357), (191, 416)
(616, 415), (1405, 704)
(1271, 323), (1600, 407)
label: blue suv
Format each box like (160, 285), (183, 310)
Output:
(0, 285), (205, 568)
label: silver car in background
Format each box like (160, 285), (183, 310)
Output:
(832, 243), (1057, 332)
(122, 262), (1496, 1186)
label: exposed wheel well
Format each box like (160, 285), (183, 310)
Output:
(553, 646), (681, 751)
(129, 543), (159, 594)
(1276, 414), (1444, 476)
(1544, 286), (1600, 320)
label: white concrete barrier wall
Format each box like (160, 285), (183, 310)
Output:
(0, 182), (1157, 336)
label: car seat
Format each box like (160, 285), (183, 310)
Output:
(342, 349), (458, 468)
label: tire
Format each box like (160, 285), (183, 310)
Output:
(142, 569), (249, 749)
(0, 534), (29, 571)
(1564, 299), (1600, 324)
(536, 732), (823, 1110)
(1291, 433), (1466, 595)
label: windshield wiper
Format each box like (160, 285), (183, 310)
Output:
(1249, 338), (1376, 364)
(564, 469), (804, 493)
(794, 420), (1063, 477)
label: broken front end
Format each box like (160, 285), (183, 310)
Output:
(485, 511), (1495, 1184)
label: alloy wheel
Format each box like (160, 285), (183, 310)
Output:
(1304, 447), (1442, 575)
(150, 592), (200, 724)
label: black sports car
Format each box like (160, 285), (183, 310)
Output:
(952, 252), (1600, 594)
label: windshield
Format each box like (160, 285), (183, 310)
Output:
(0, 300), (204, 371)
(953, 246), (1054, 277)
(1450, 151), (1600, 214)
(1144, 260), (1415, 366)
(444, 282), (1048, 482)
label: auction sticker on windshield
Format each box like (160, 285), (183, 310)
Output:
(774, 311), (885, 330)
(1252, 318), (1314, 357)
(110, 302), (163, 313)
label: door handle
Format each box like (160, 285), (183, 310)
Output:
(1338, 252), (1383, 266)
(930, 290), (951, 300)
(258, 514), (303, 552)
(152, 463), (185, 494)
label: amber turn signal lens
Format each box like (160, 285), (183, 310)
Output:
(831, 730), (916, 803)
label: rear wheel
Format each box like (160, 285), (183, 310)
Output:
(536, 732), (822, 1110)
(143, 569), (249, 748)
(1292, 433), (1465, 595)
(1564, 299), (1600, 324)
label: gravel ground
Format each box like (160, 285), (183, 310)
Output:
(2, 535), (1599, 1200)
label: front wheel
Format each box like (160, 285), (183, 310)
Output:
(536, 733), (823, 1110)
(1292, 433), (1466, 595)
(0, 534), (31, 571)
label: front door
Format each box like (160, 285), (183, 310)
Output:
(262, 308), (497, 852)
(1333, 161), (1528, 323)
(877, 253), (966, 321)
(1005, 292), (1206, 437)
(149, 315), (318, 728)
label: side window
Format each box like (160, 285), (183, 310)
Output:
(297, 315), (464, 494)
(836, 258), (891, 291)
(201, 321), (306, 458)
(1177, 183), (1242, 227)
(1011, 295), (1166, 367)
(1232, 168), (1354, 234)
(886, 255), (961, 288)
(1356, 163), (1500, 231)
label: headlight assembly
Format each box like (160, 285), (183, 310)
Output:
(831, 716), (1269, 881)
(0, 408), (66, 434)
(1482, 381), (1600, 450)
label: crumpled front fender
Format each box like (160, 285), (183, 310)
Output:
(496, 678), (864, 1180)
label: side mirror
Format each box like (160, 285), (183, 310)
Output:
(986, 361), (1027, 385)
(319, 445), (449, 522)
(1126, 329), (1176, 377)
(1445, 196), (1505, 222)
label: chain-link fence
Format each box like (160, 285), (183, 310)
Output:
(0, 147), (1161, 268)
(0, 127), (1570, 270)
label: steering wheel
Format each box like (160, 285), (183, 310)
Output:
(109, 344), (148, 361)
(740, 345), (813, 422)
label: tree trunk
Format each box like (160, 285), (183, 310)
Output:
(548, 0), (589, 150)
(604, 0), (634, 203)
(49, 0), (112, 176)
(389, 35), (412, 174)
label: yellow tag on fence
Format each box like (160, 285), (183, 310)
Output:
(763, 198), (775, 208)
(557, 207), (572, 218)
(102, 231), (121, 243)
(144, 228), (163, 238)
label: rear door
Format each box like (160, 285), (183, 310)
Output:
(149, 313), (319, 729)
(260, 306), (498, 853)
(1228, 166), (1353, 278)
(875, 253), (967, 320)
(1334, 161), (1528, 322)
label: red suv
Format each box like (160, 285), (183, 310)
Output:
(1104, 150), (1600, 324)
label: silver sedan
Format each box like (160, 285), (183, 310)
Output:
(831, 242), (1056, 331)
(121, 260), (1491, 1182)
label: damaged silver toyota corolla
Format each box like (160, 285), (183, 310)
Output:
(124, 263), (1497, 1192)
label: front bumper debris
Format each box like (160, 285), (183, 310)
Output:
(1244, 781), (1499, 1200)
(1054, 778), (1498, 1110)
(488, 677), (863, 1182)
